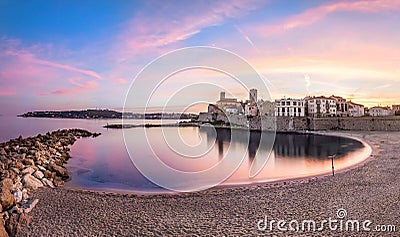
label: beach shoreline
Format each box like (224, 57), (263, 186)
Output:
(17, 131), (399, 236)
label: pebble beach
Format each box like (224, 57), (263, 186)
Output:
(10, 131), (400, 236)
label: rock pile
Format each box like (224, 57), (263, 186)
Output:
(0, 129), (99, 236)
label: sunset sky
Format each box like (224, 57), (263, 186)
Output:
(1, 0), (400, 115)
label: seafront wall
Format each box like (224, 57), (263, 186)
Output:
(199, 113), (400, 131)
(312, 116), (400, 131)
(278, 116), (400, 131)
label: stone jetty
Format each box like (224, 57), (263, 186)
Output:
(0, 129), (99, 236)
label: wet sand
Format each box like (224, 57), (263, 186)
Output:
(19, 131), (399, 236)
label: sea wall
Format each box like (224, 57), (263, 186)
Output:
(265, 116), (400, 131)
(276, 117), (309, 131)
(199, 112), (400, 131)
(310, 116), (400, 131)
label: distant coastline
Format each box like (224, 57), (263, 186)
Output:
(18, 109), (198, 120)
(104, 121), (199, 129)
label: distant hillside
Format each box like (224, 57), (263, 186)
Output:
(19, 109), (122, 119)
(19, 109), (198, 120)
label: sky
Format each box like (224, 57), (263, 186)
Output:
(1, 0), (400, 115)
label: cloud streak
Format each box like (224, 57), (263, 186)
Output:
(3, 49), (102, 79)
(40, 78), (98, 96)
(0, 89), (16, 96)
(114, 0), (266, 58)
(259, 0), (400, 35)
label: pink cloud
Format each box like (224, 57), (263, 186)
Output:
(112, 78), (129, 84)
(40, 78), (98, 96)
(0, 89), (16, 96)
(3, 49), (102, 79)
(114, 0), (267, 58)
(0, 38), (104, 98)
(259, 0), (400, 35)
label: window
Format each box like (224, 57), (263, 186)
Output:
(286, 101), (290, 106)
(293, 101), (297, 106)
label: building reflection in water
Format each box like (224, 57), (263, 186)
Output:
(199, 126), (364, 161)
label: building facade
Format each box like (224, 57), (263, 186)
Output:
(369, 106), (392, 117)
(307, 96), (337, 117)
(275, 98), (306, 117)
(348, 101), (364, 117)
(215, 91), (244, 115)
(393, 105), (400, 115)
(258, 100), (275, 116)
(330, 95), (348, 117)
(245, 103), (258, 117)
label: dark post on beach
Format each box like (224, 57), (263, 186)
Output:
(329, 155), (336, 176)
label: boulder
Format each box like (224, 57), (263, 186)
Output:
(22, 159), (34, 166)
(53, 177), (64, 187)
(22, 189), (29, 201)
(9, 205), (22, 214)
(43, 170), (55, 180)
(0, 179), (15, 210)
(36, 165), (46, 171)
(13, 189), (23, 203)
(5, 213), (31, 236)
(22, 199), (39, 214)
(14, 181), (22, 191)
(22, 174), (43, 190)
(21, 167), (35, 175)
(49, 163), (69, 179)
(32, 170), (44, 180)
(41, 178), (55, 188)
(0, 216), (9, 237)
(0, 179), (13, 192)
(14, 161), (24, 170)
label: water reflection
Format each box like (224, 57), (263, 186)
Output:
(66, 126), (368, 192)
(200, 127), (364, 161)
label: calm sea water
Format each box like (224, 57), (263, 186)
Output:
(0, 115), (370, 193)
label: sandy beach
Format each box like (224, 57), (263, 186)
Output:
(19, 131), (399, 236)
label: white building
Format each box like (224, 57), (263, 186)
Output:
(369, 106), (392, 117)
(348, 102), (364, 117)
(307, 96), (337, 117)
(275, 98), (306, 117)
(330, 95), (348, 117)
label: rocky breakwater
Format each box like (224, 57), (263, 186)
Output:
(0, 129), (100, 236)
